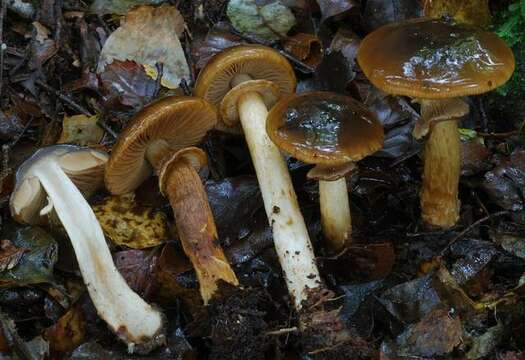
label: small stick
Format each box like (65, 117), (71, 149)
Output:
(0, 0), (7, 99)
(440, 210), (509, 255)
(96, 117), (117, 140)
(35, 80), (92, 116)
(265, 326), (298, 336)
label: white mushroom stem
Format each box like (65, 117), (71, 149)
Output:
(33, 159), (163, 347)
(234, 80), (321, 310)
(319, 178), (351, 250)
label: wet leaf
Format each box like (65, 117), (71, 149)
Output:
(191, 22), (242, 70)
(98, 60), (158, 108)
(466, 323), (504, 360)
(316, 0), (359, 22)
(363, 0), (423, 31)
(423, 0), (491, 28)
(282, 33), (323, 67)
(340, 280), (383, 320)
(0, 240), (28, 272)
(449, 239), (497, 285)
(93, 194), (169, 249)
(114, 249), (158, 298)
(0, 227), (58, 287)
(227, 0), (296, 41)
(483, 150), (525, 223)
(492, 232), (525, 260)
(461, 137), (491, 176)
(382, 308), (462, 358)
(297, 51), (355, 93)
(57, 114), (104, 146)
(90, 0), (166, 15)
(97, 5), (189, 89)
(0, 110), (26, 141)
(44, 304), (85, 353)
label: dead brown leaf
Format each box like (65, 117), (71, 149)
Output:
(316, 0), (359, 22)
(44, 304), (86, 353)
(0, 239), (28, 272)
(192, 22), (243, 71)
(283, 33), (323, 67)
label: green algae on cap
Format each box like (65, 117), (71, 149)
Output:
(357, 18), (515, 99)
(267, 92), (384, 166)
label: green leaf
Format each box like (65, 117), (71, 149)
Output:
(227, 0), (296, 41)
(0, 227), (58, 287)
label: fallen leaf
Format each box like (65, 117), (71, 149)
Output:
(297, 51), (355, 93)
(227, 0), (296, 41)
(423, 0), (491, 28)
(98, 60), (158, 108)
(0, 227), (58, 287)
(449, 239), (497, 285)
(57, 114), (104, 146)
(114, 249), (158, 298)
(466, 323), (504, 360)
(363, 0), (423, 31)
(316, 0), (359, 22)
(382, 308), (462, 357)
(90, 0), (166, 15)
(0, 239), (28, 272)
(97, 5), (189, 89)
(93, 193), (169, 249)
(44, 304), (85, 353)
(461, 136), (491, 176)
(282, 33), (323, 67)
(191, 22), (243, 71)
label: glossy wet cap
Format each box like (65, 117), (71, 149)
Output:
(267, 91), (384, 166)
(10, 144), (109, 224)
(194, 45), (296, 117)
(357, 18), (515, 98)
(105, 96), (217, 195)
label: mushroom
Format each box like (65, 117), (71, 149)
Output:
(267, 91), (384, 250)
(10, 144), (164, 351)
(194, 45), (322, 310)
(105, 96), (238, 304)
(357, 18), (515, 228)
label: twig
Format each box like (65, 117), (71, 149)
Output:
(96, 117), (117, 139)
(477, 131), (518, 138)
(440, 210), (509, 255)
(179, 78), (191, 96)
(153, 62), (164, 98)
(265, 326), (298, 336)
(0, 0), (7, 99)
(35, 79), (92, 116)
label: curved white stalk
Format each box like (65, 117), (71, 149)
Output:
(319, 178), (351, 250)
(33, 159), (163, 348)
(237, 90), (321, 310)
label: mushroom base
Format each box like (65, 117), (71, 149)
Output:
(319, 178), (351, 250)
(163, 157), (238, 304)
(421, 119), (461, 228)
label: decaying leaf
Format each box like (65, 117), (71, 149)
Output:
(227, 0), (296, 41)
(98, 60), (158, 108)
(0, 227), (58, 287)
(57, 114), (104, 146)
(316, 0), (359, 22)
(44, 304), (85, 353)
(93, 194), (169, 249)
(283, 33), (323, 67)
(0, 239), (28, 272)
(90, 0), (165, 15)
(423, 0), (491, 28)
(191, 22), (243, 70)
(97, 5), (189, 89)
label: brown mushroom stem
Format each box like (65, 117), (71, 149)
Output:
(319, 178), (351, 250)
(420, 117), (461, 228)
(32, 160), (163, 349)
(234, 79), (321, 310)
(160, 156), (238, 304)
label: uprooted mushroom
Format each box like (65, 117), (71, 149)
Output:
(105, 96), (238, 304)
(10, 145), (164, 352)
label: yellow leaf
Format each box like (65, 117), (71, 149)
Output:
(58, 114), (104, 146)
(93, 194), (169, 249)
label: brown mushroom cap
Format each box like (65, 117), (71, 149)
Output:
(267, 91), (384, 166)
(105, 96), (217, 195)
(357, 18), (515, 98)
(10, 144), (108, 224)
(194, 45), (296, 127)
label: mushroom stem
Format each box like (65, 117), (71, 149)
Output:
(421, 118), (461, 228)
(33, 160), (163, 348)
(319, 178), (351, 250)
(163, 156), (238, 304)
(236, 89), (321, 310)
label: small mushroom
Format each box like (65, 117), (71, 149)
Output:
(194, 45), (321, 310)
(105, 96), (238, 304)
(267, 91), (384, 250)
(10, 145), (164, 351)
(357, 18), (515, 228)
